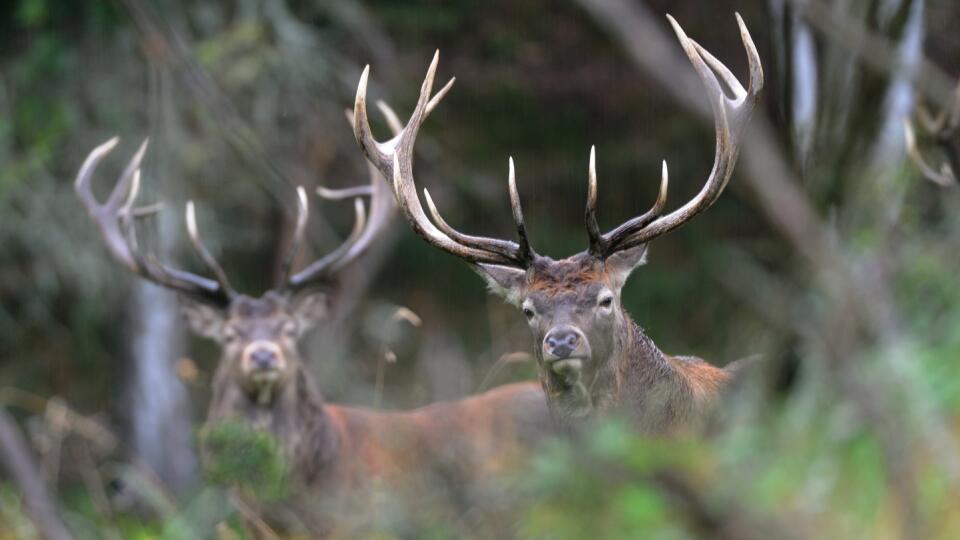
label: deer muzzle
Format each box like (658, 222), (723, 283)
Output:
(242, 341), (285, 374)
(542, 325), (590, 373)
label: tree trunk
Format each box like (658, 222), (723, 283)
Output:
(124, 157), (197, 496)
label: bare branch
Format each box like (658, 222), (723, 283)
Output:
(0, 407), (74, 540)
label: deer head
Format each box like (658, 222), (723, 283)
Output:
(350, 14), (762, 414)
(75, 128), (396, 407)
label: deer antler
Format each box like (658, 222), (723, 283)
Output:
(353, 52), (535, 267)
(352, 15), (761, 268)
(282, 106), (403, 292)
(587, 13), (763, 257)
(283, 190), (369, 292)
(76, 138), (235, 307)
(904, 79), (960, 187)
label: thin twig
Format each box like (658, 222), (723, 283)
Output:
(0, 407), (74, 540)
(228, 491), (282, 540)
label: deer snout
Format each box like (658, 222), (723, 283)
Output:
(542, 326), (588, 362)
(243, 341), (284, 372)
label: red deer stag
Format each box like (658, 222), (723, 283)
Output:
(75, 134), (551, 534)
(351, 14), (763, 433)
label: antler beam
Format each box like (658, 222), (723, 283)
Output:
(353, 52), (535, 267)
(588, 13), (763, 257)
(76, 138), (234, 306)
(284, 106), (403, 292)
(353, 15), (761, 268)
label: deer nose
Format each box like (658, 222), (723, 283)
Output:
(544, 327), (581, 359)
(249, 347), (278, 370)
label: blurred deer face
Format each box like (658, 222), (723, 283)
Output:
(477, 246), (648, 379)
(183, 291), (328, 404)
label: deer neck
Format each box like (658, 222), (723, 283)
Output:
(587, 308), (660, 414)
(617, 313), (712, 433)
(542, 308), (695, 432)
(538, 308), (635, 424)
(207, 363), (341, 478)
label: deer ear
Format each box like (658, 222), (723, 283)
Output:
(604, 244), (649, 289)
(291, 291), (330, 336)
(474, 263), (527, 306)
(180, 298), (228, 341)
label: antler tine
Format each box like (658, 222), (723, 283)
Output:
(904, 120), (958, 187)
(507, 157), (535, 262)
(315, 108), (392, 202)
(292, 162), (389, 289)
(118, 169), (166, 278)
(353, 52), (531, 267)
(420, 156), (537, 261)
(594, 14), (762, 256)
(376, 100), (405, 136)
(316, 184), (374, 200)
(330, 159), (396, 272)
(421, 187), (520, 259)
(905, 78), (960, 187)
(596, 160), (669, 253)
(585, 146), (603, 255)
(76, 138), (231, 306)
(276, 187), (310, 287)
(185, 202), (238, 297)
(116, 182), (216, 295)
(290, 104), (405, 293)
(75, 138), (142, 272)
(288, 198), (368, 290)
(392, 153), (526, 265)
(107, 139), (148, 209)
(353, 55), (454, 179)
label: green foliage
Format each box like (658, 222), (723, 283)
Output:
(518, 420), (706, 540)
(158, 488), (236, 540)
(0, 485), (40, 539)
(200, 421), (290, 501)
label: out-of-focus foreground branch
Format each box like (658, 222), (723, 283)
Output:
(573, 0), (960, 536)
(0, 406), (73, 540)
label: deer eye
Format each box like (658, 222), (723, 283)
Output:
(598, 296), (614, 308)
(522, 307), (536, 320)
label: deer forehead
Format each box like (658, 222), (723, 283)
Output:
(226, 293), (294, 335)
(525, 255), (615, 295)
(229, 292), (287, 317)
(524, 258), (611, 314)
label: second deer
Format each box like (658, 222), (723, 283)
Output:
(351, 14), (763, 433)
(75, 134), (552, 535)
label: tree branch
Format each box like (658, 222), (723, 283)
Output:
(0, 406), (73, 540)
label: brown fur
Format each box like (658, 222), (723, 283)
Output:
(525, 255), (605, 294)
(550, 291), (732, 434)
(198, 293), (553, 535)
(482, 251), (739, 434)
